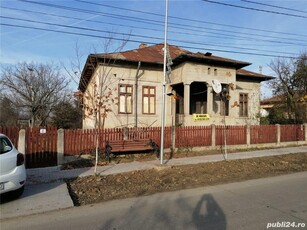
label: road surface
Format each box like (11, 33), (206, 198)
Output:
(1, 172), (307, 230)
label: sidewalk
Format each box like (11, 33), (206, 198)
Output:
(26, 146), (307, 185)
(1, 146), (306, 220)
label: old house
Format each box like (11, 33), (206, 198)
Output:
(79, 43), (272, 129)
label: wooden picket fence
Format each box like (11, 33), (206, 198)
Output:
(280, 125), (305, 142)
(216, 125), (246, 146)
(250, 125), (277, 144)
(64, 127), (171, 156)
(1, 124), (306, 168)
(0, 127), (19, 147)
(175, 126), (212, 147)
(25, 127), (58, 168)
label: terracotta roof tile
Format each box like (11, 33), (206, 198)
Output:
(237, 68), (274, 80)
(94, 43), (250, 67)
(96, 43), (189, 63)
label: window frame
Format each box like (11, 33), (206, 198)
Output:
(118, 84), (133, 114)
(239, 93), (248, 117)
(142, 85), (156, 114)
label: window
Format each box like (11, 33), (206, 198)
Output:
(142, 86), (156, 114)
(190, 82), (207, 114)
(207, 67), (211, 75)
(220, 99), (229, 116)
(239, 93), (248, 117)
(119, 84), (133, 114)
(214, 68), (217, 76)
(0, 137), (12, 154)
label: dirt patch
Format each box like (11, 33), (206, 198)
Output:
(66, 153), (307, 206)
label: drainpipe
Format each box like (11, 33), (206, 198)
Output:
(135, 61), (141, 127)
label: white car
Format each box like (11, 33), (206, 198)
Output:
(0, 133), (26, 197)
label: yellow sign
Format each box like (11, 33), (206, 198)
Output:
(193, 114), (210, 121)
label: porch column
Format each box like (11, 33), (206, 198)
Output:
(184, 83), (190, 116)
(207, 85), (213, 114)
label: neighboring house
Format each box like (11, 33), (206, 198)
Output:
(260, 94), (307, 122)
(260, 95), (283, 115)
(79, 43), (273, 129)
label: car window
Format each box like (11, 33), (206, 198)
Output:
(0, 137), (13, 154)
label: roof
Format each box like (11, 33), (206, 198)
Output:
(98, 43), (188, 64)
(261, 93), (307, 106)
(261, 95), (283, 105)
(95, 43), (251, 68)
(237, 69), (274, 81)
(79, 43), (269, 92)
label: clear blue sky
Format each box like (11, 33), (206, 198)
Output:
(1, 0), (306, 97)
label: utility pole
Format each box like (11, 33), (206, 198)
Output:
(28, 67), (35, 128)
(160, 0), (169, 165)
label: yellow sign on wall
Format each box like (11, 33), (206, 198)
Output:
(193, 114), (210, 121)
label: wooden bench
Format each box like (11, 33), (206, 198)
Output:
(104, 139), (159, 161)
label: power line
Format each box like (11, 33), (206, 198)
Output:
(76, 0), (306, 38)
(76, 0), (306, 42)
(1, 15), (301, 56)
(0, 22), (299, 59)
(9, 2), (307, 45)
(17, 0), (164, 26)
(241, 0), (307, 14)
(3, 6), (263, 45)
(202, 0), (307, 19)
(3, 6), (302, 49)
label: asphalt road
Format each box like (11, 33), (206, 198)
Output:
(1, 172), (307, 230)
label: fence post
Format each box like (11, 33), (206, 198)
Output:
(57, 129), (64, 165)
(276, 124), (280, 146)
(18, 129), (26, 158)
(304, 123), (307, 142)
(211, 124), (216, 147)
(246, 125), (251, 146)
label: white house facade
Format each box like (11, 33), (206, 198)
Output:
(79, 43), (272, 129)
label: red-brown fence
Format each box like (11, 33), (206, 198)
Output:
(64, 129), (104, 156)
(64, 127), (171, 156)
(25, 127), (57, 168)
(0, 127), (19, 147)
(175, 126), (212, 147)
(280, 125), (305, 142)
(216, 125), (247, 146)
(250, 125), (277, 144)
(1, 124), (306, 168)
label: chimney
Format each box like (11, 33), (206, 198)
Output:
(139, 43), (147, 49)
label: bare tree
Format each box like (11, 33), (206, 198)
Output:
(0, 93), (19, 126)
(268, 52), (307, 124)
(0, 62), (70, 127)
(65, 37), (128, 173)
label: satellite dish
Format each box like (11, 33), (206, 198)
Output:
(212, 80), (222, 93)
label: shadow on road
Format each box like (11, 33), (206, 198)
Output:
(100, 192), (226, 230)
(192, 194), (226, 230)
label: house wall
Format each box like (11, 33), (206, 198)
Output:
(82, 64), (173, 129)
(82, 62), (261, 129)
(170, 62), (260, 126)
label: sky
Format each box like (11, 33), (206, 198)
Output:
(1, 0), (307, 98)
